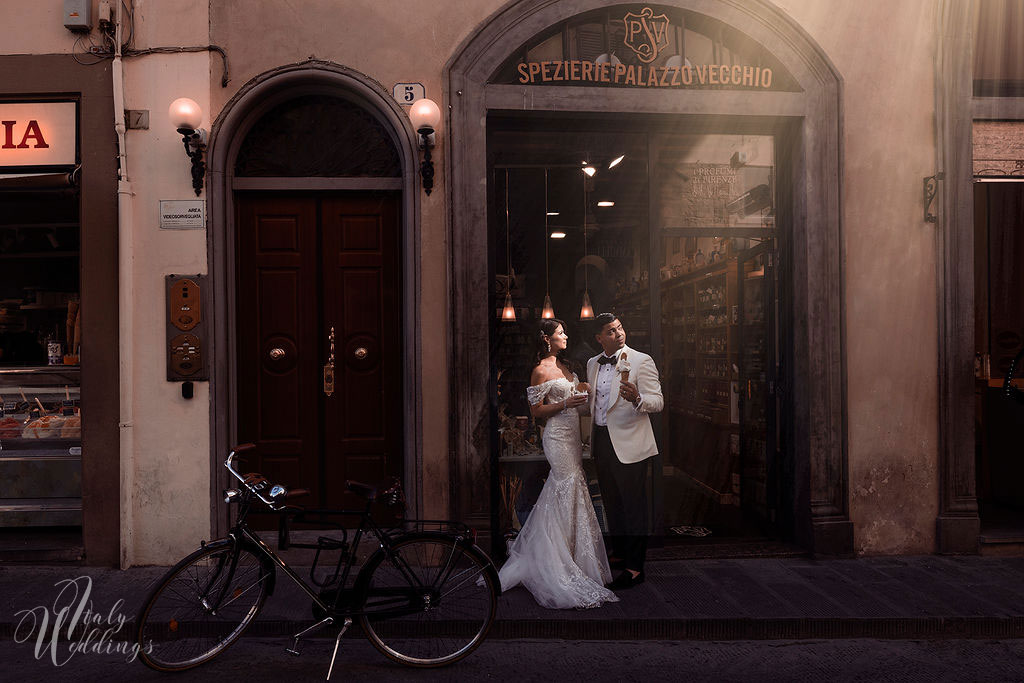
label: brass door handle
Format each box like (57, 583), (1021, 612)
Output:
(269, 347), (286, 360)
(354, 347), (368, 360)
(324, 327), (336, 397)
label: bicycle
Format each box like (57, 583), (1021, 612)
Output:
(135, 443), (500, 678)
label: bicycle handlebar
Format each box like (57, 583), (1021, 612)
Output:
(225, 443), (290, 509)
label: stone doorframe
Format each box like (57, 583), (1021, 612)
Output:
(934, 0), (1024, 553)
(205, 61), (425, 539)
(445, 0), (852, 554)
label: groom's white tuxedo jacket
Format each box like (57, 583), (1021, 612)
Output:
(584, 345), (664, 464)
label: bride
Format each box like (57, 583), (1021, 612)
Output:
(498, 318), (618, 609)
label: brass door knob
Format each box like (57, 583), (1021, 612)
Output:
(354, 347), (368, 360)
(269, 348), (286, 360)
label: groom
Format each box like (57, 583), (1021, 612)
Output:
(585, 313), (663, 590)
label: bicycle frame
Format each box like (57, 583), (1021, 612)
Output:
(217, 447), (486, 624)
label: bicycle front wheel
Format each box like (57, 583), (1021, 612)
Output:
(358, 534), (498, 667)
(136, 541), (274, 672)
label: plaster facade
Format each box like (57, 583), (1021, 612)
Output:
(0, 0), (966, 564)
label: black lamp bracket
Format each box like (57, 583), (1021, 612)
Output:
(418, 127), (435, 196)
(178, 127), (207, 197)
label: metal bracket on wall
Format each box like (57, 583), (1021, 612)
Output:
(923, 172), (943, 223)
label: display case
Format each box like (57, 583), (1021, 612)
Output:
(0, 366), (82, 526)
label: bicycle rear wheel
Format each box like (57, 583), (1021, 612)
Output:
(136, 541), (274, 671)
(358, 534), (498, 667)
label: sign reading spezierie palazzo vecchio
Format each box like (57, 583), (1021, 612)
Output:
(515, 7), (774, 89)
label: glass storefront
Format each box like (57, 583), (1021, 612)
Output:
(490, 115), (781, 544)
(0, 102), (83, 550)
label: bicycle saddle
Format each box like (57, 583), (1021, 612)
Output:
(345, 480), (377, 501)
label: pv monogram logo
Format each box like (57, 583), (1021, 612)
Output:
(622, 7), (671, 64)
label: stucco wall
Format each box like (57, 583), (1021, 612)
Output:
(2, 0), (945, 561)
(775, 0), (940, 554)
(123, 0), (214, 565)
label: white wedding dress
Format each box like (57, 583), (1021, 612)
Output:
(498, 375), (618, 609)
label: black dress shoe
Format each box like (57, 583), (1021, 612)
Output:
(607, 570), (645, 590)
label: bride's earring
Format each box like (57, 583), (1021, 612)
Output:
(545, 339), (551, 354)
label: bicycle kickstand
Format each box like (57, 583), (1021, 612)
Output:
(325, 618), (353, 681)
(286, 616), (334, 657)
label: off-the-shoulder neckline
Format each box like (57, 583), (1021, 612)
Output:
(529, 374), (577, 389)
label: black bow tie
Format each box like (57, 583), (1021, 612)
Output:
(598, 355), (616, 366)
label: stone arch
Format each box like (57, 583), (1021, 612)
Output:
(205, 61), (424, 538)
(445, 1), (849, 553)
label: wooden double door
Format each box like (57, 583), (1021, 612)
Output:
(235, 194), (402, 513)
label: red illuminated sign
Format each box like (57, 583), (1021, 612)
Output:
(0, 102), (76, 169)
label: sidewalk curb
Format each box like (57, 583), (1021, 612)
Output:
(6, 616), (1022, 643)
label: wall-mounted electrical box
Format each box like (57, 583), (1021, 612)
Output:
(63, 0), (92, 32)
(166, 275), (209, 382)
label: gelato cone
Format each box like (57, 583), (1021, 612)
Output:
(616, 352), (630, 382)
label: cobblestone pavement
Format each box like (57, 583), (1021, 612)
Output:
(4, 637), (1024, 682)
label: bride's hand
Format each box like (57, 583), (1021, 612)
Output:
(576, 382), (591, 394)
(564, 392), (588, 409)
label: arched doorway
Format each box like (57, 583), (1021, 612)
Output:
(447, 1), (849, 555)
(206, 62), (423, 536)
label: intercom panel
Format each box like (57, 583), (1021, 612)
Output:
(166, 274), (209, 381)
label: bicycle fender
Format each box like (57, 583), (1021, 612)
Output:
(353, 532), (501, 599)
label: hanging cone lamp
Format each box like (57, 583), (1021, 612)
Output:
(579, 166), (594, 320)
(541, 169), (555, 319)
(541, 294), (555, 319)
(500, 168), (516, 321)
(578, 290), (594, 320)
(501, 292), (517, 321)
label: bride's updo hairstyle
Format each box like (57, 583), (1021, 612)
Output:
(535, 317), (568, 367)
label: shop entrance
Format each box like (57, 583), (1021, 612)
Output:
(974, 181), (1024, 548)
(234, 193), (403, 519)
(489, 114), (787, 547)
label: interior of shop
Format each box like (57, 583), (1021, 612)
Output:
(0, 184), (83, 560)
(488, 113), (786, 550)
(973, 180), (1024, 550)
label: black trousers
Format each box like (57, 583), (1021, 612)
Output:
(592, 425), (649, 571)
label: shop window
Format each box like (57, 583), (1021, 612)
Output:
(973, 0), (1024, 97)
(489, 117), (780, 542)
(0, 184), (83, 537)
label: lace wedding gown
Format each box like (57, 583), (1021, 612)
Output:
(498, 376), (618, 609)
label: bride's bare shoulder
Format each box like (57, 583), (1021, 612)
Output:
(531, 364), (560, 386)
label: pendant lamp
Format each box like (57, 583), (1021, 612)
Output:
(500, 168), (517, 322)
(541, 169), (555, 319)
(579, 168), (594, 320)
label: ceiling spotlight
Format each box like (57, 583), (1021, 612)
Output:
(550, 231), (566, 239)
(582, 166), (596, 177)
(597, 201), (615, 207)
(546, 211), (560, 216)
(608, 155), (625, 169)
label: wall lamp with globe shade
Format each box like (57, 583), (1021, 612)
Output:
(409, 98), (441, 196)
(169, 98), (208, 196)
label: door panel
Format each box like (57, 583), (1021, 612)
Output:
(321, 196), (402, 508)
(236, 193), (402, 516)
(236, 197), (321, 500)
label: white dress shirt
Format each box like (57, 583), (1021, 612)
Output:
(593, 350), (622, 427)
